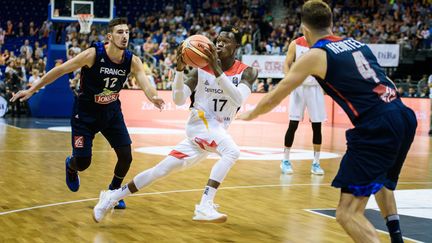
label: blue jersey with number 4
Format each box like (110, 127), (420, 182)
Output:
(312, 36), (399, 124)
(78, 42), (132, 108)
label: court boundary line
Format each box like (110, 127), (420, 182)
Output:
(304, 209), (424, 243)
(1, 181), (430, 216)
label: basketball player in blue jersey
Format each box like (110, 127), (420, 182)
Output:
(239, 1), (416, 242)
(92, 26), (258, 223)
(11, 18), (165, 210)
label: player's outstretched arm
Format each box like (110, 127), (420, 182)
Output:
(10, 48), (95, 102)
(237, 49), (327, 121)
(131, 55), (165, 110)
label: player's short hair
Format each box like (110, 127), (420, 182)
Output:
(108, 17), (128, 33)
(220, 26), (242, 45)
(301, 0), (332, 30)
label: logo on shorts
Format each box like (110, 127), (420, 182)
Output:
(74, 136), (84, 148)
(94, 88), (120, 104)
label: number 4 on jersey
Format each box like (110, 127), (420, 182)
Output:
(352, 51), (380, 83)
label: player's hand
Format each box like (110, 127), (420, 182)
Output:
(176, 43), (186, 72)
(151, 96), (165, 111)
(201, 43), (222, 75)
(236, 110), (257, 121)
(10, 89), (34, 102)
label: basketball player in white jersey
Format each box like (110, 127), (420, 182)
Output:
(93, 26), (258, 223)
(280, 35), (326, 175)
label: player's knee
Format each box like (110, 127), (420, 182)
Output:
(75, 156), (92, 171)
(223, 147), (240, 162)
(115, 145), (132, 165)
(288, 120), (299, 132)
(335, 207), (353, 226)
(312, 122), (322, 144)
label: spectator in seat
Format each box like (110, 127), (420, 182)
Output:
(407, 87), (418, 98)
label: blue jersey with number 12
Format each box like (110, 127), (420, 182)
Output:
(311, 36), (398, 124)
(78, 42), (132, 107)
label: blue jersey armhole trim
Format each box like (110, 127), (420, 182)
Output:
(92, 42), (103, 57)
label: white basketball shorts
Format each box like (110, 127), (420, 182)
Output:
(289, 85), (326, 122)
(168, 110), (237, 167)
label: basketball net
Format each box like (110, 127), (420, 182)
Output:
(77, 14), (93, 34)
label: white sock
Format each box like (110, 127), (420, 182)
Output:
(284, 148), (291, 161)
(200, 186), (217, 205)
(110, 184), (131, 201)
(313, 151), (320, 163)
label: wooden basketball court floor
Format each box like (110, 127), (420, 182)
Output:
(0, 117), (431, 242)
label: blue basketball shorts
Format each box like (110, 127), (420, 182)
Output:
(70, 105), (131, 157)
(331, 103), (417, 196)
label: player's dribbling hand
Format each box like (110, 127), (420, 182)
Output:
(176, 43), (186, 72)
(10, 90), (34, 102)
(151, 96), (165, 111)
(236, 110), (256, 121)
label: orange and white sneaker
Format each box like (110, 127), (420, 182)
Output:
(192, 200), (227, 223)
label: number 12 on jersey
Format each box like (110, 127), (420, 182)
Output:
(103, 77), (118, 88)
(212, 99), (227, 112)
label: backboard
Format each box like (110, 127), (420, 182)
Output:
(49, 0), (114, 23)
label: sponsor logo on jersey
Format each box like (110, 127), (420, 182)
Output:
(101, 58), (105, 63)
(94, 88), (120, 104)
(74, 136), (84, 148)
(100, 67), (126, 76)
(204, 80), (210, 85)
(232, 77), (239, 86)
(205, 87), (223, 94)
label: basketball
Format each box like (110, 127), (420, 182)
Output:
(182, 35), (212, 68)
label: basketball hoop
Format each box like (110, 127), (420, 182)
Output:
(77, 14), (93, 34)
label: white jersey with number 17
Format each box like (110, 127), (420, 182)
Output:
(190, 60), (249, 129)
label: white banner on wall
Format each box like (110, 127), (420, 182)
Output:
(367, 44), (400, 67)
(242, 44), (399, 78)
(241, 55), (286, 78)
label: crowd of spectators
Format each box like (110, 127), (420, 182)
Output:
(0, 33), (48, 116)
(1, 0), (431, 113)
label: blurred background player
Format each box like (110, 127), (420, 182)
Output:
(93, 26), (258, 223)
(281, 34), (326, 175)
(238, 1), (417, 242)
(11, 18), (165, 209)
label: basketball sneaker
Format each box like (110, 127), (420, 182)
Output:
(280, 160), (293, 174)
(311, 161), (324, 175)
(93, 190), (118, 223)
(108, 185), (126, 209)
(65, 156), (80, 192)
(192, 200), (227, 223)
